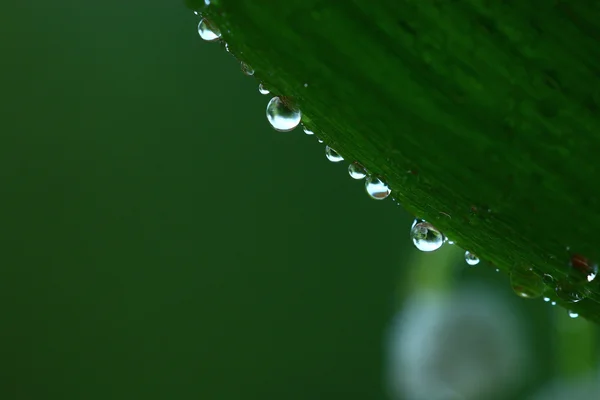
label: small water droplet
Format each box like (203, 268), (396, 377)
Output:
(510, 266), (544, 299)
(555, 280), (588, 303)
(365, 176), (391, 200)
(348, 162), (366, 179)
(568, 310), (579, 318)
(464, 251), (480, 266)
(258, 83), (269, 95)
(410, 221), (444, 252)
(317, 138), (324, 143)
(325, 146), (344, 162)
(204, 0), (211, 5)
(241, 62), (254, 76)
(495, 268), (500, 272)
(304, 83), (308, 87)
(543, 297), (550, 302)
(193, 11), (199, 15)
(198, 18), (221, 42)
(303, 127), (314, 135)
(447, 239), (455, 245)
(569, 254), (598, 283)
(266, 97), (301, 132)
(551, 301), (557, 306)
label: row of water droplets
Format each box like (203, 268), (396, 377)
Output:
(197, 14), (594, 319)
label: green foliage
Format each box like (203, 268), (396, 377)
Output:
(195, 1), (600, 321)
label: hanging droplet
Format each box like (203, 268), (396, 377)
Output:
(348, 162), (366, 179)
(495, 268), (500, 272)
(266, 97), (301, 132)
(510, 266), (544, 299)
(543, 297), (550, 302)
(555, 280), (588, 303)
(365, 176), (391, 200)
(447, 239), (455, 245)
(241, 62), (254, 76)
(302, 127), (314, 135)
(551, 301), (556, 306)
(410, 221), (444, 252)
(258, 83), (269, 95)
(198, 18), (221, 42)
(317, 138), (324, 143)
(325, 146), (344, 162)
(568, 310), (579, 318)
(464, 251), (480, 266)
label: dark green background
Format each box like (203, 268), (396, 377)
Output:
(1, 2), (413, 398)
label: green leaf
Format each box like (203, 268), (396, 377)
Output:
(190, 0), (600, 322)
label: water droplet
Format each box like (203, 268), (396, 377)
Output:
(551, 301), (557, 306)
(410, 221), (444, 252)
(325, 146), (344, 163)
(447, 239), (455, 245)
(241, 62), (254, 76)
(198, 18), (221, 42)
(302, 127), (314, 135)
(193, 11), (199, 15)
(348, 162), (366, 179)
(304, 83), (308, 87)
(495, 268), (500, 272)
(258, 83), (269, 95)
(204, 0), (211, 5)
(365, 176), (391, 200)
(543, 297), (550, 302)
(317, 138), (324, 143)
(266, 97), (301, 132)
(568, 310), (579, 318)
(510, 266), (544, 299)
(569, 254), (598, 283)
(465, 251), (480, 266)
(555, 280), (588, 303)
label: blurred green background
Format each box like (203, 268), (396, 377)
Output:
(1, 1), (598, 399)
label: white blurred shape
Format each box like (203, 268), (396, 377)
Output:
(386, 284), (530, 400)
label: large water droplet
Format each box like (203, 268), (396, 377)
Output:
(348, 162), (366, 179)
(198, 18), (221, 42)
(410, 221), (444, 252)
(258, 83), (269, 95)
(464, 251), (480, 266)
(510, 266), (544, 299)
(266, 97), (301, 132)
(241, 62), (254, 76)
(568, 310), (579, 318)
(555, 280), (588, 303)
(365, 176), (391, 200)
(325, 146), (344, 162)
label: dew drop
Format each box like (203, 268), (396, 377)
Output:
(198, 18), (221, 42)
(258, 83), (269, 95)
(447, 239), (455, 245)
(348, 162), (367, 179)
(302, 127), (314, 135)
(317, 138), (324, 143)
(569, 254), (598, 283)
(495, 268), (500, 272)
(266, 97), (301, 132)
(510, 266), (544, 299)
(241, 62), (254, 76)
(551, 301), (557, 306)
(464, 251), (480, 266)
(325, 146), (344, 163)
(204, 0), (211, 5)
(410, 221), (444, 252)
(568, 310), (579, 319)
(543, 297), (550, 302)
(555, 280), (588, 303)
(365, 176), (391, 200)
